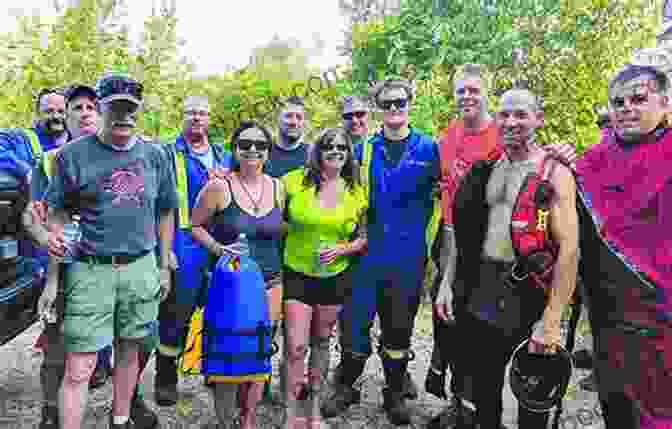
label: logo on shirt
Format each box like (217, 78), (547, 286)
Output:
(101, 161), (146, 207)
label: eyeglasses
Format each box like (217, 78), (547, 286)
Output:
(342, 111), (367, 121)
(184, 110), (209, 117)
(379, 98), (408, 111)
(237, 140), (271, 151)
(320, 143), (349, 152)
(97, 78), (143, 101)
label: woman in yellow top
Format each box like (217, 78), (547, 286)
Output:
(281, 127), (367, 428)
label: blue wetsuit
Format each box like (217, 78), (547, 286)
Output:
(339, 128), (439, 388)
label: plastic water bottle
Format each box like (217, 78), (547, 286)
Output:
(315, 238), (333, 276)
(61, 215), (82, 264)
(232, 233), (250, 257)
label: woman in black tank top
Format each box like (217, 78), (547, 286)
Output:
(191, 121), (284, 429)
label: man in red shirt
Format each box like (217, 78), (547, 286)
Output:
(427, 64), (503, 427)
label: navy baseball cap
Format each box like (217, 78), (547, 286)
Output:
(65, 84), (98, 105)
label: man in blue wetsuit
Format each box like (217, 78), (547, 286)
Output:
(322, 78), (441, 425)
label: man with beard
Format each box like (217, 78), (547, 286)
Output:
(264, 96), (310, 179)
(45, 72), (176, 429)
(323, 78), (441, 425)
(0, 88), (69, 269)
(154, 95), (231, 406)
(574, 64), (672, 429)
(436, 89), (578, 429)
(427, 65), (503, 424)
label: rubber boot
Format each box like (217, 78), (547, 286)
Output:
(39, 405), (59, 429)
(130, 388), (158, 429)
(320, 352), (365, 418)
(381, 352), (412, 425)
(154, 352), (178, 406)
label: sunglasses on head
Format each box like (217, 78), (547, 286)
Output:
(379, 98), (408, 111)
(342, 111), (367, 121)
(98, 78), (143, 101)
(237, 139), (271, 151)
(320, 142), (349, 152)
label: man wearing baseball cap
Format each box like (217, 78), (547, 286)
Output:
(22, 83), (123, 429)
(341, 95), (370, 146)
(45, 72), (177, 429)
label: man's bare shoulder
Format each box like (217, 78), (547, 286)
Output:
(550, 162), (576, 200)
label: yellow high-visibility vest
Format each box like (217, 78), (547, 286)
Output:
(42, 151), (57, 178)
(24, 128), (43, 161)
(174, 150), (191, 229)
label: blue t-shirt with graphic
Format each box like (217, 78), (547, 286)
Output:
(45, 135), (178, 255)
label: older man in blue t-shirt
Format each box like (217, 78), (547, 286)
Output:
(45, 73), (177, 429)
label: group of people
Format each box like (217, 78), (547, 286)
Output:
(0, 59), (668, 429)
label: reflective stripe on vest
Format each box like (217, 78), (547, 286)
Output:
(24, 128), (43, 161)
(360, 141), (441, 255)
(174, 150), (190, 229)
(43, 151), (56, 179)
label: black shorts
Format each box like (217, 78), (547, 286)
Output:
(282, 265), (353, 306)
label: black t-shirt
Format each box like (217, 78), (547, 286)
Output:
(264, 143), (309, 178)
(383, 136), (408, 168)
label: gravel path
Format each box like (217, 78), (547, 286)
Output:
(0, 305), (604, 428)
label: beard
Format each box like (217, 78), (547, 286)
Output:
(43, 117), (66, 135)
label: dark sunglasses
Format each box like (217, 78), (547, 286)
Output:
(320, 143), (349, 152)
(379, 98), (408, 111)
(342, 111), (367, 121)
(97, 78), (143, 101)
(237, 139), (271, 151)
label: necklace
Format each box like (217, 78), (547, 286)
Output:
(237, 173), (265, 214)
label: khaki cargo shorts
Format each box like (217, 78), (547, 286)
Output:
(61, 252), (160, 353)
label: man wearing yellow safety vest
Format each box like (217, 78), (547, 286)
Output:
(155, 95), (232, 406)
(0, 88), (70, 269)
(323, 78), (442, 425)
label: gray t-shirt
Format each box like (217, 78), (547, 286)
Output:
(45, 135), (178, 255)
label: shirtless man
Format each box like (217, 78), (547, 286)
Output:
(436, 89), (579, 429)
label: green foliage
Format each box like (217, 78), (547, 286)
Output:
(0, 0), (660, 149)
(348, 0), (659, 145)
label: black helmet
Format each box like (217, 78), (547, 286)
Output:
(508, 339), (573, 413)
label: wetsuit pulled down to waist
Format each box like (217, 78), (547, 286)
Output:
(466, 257), (546, 337)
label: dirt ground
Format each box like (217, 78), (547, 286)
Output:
(0, 304), (604, 428)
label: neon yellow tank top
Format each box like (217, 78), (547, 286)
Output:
(282, 168), (367, 277)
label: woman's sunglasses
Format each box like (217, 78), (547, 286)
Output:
(320, 143), (349, 152)
(237, 139), (271, 151)
(342, 111), (367, 121)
